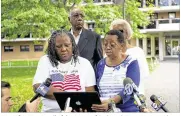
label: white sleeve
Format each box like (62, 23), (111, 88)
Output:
(33, 55), (50, 85)
(83, 60), (96, 87)
(138, 50), (150, 78)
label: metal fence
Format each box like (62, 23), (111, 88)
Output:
(1, 60), (38, 68)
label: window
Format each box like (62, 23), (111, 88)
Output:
(172, 19), (180, 23)
(20, 45), (29, 52)
(171, 0), (180, 6)
(146, 21), (156, 29)
(146, 0), (155, 7)
(165, 39), (171, 56)
(147, 38), (151, 55)
(137, 0), (144, 8)
(93, 0), (101, 3)
(34, 45), (43, 52)
(103, 0), (112, 2)
(155, 37), (159, 55)
(150, 13), (158, 19)
(139, 39), (143, 49)
(158, 0), (169, 6)
(168, 12), (176, 19)
(4, 46), (13, 52)
(159, 19), (169, 24)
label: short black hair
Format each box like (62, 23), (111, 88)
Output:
(47, 30), (79, 67)
(106, 30), (125, 44)
(1, 81), (11, 97)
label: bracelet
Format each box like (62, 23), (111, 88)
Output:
(108, 99), (115, 111)
(108, 99), (115, 104)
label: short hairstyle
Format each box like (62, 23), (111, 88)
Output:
(110, 19), (133, 40)
(106, 30), (125, 44)
(1, 81), (11, 97)
(47, 30), (79, 67)
(69, 7), (83, 17)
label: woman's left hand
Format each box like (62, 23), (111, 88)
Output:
(91, 100), (109, 112)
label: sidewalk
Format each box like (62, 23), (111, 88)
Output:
(144, 58), (180, 112)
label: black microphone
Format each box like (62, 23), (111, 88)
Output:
(150, 95), (169, 112)
(18, 78), (52, 112)
(123, 78), (147, 111)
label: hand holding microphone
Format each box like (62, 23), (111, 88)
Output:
(18, 78), (52, 112)
(123, 77), (147, 111)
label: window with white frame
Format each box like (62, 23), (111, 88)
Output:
(20, 45), (30, 52)
(139, 39), (143, 49)
(168, 12), (176, 19)
(34, 45), (44, 52)
(147, 38), (151, 55)
(155, 37), (159, 55)
(4, 46), (13, 52)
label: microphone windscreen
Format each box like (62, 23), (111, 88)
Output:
(44, 78), (52, 87)
(123, 77), (133, 86)
(150, 95), (157, 102)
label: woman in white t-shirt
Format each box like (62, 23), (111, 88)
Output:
(110, 19), (149, 95)
(33, 30), (96, 112)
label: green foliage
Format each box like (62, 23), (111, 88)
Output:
(2, 0), (152, 39)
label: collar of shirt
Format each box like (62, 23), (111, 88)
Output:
(70, 29), (82, 44)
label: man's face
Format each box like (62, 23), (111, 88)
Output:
(1, 88), (13, 112)
(69, 9), (84, 30)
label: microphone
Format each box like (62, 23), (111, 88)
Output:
(123, 77), (147, 111)
(18, 78), (52, 112)
(150, 95), (169, 112)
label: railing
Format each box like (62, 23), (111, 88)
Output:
(139, 18), (180, 29)
(138, 0), (180, 8)
(1, 60), (38, 68)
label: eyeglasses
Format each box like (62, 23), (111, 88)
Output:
(103, 42), (118, 49)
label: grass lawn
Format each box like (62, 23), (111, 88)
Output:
(1, 67), (38, 112)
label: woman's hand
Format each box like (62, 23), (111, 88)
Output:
(62, 107), (73, 112)
(91, 100), (109, 112)
(141, 108), (154, 113)
(73, 108), (87, 112)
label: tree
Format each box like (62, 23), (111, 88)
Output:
(1, 0), (152, 39)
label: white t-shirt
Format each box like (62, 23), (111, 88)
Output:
(126, 47), (149, 94)
(33, 55), (96, 112)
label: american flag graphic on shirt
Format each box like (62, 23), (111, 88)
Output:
(51, 73), (81, 91)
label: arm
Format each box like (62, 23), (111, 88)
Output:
(117, 60), (140, 104)
(84, 59), (96, 92)
(126, 60), (140, 86)
(33, 84), (63, 100)
(33, 56), (63, 100)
